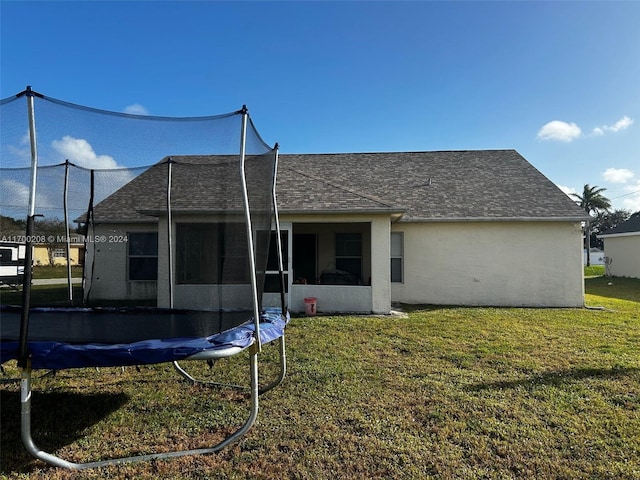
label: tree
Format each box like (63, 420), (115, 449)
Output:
(0, 215), (26, 237)
(590, 209), (631, 250)
(571, 184), (612, 266)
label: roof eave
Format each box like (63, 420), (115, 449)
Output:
(597, 231), (640, 238)
(399, 216), (591, 223)
(280, 208), (405, 217)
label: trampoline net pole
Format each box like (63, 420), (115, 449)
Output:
(82, 170), (96, 305)
(272, 145), (287, 313)
(167, 159), (174, 308)
(17, 86), (39, 368)
(63, 160), (73, 304)
(238, 106), (262, 352)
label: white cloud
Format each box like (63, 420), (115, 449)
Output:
(0, 178), (55, 212)
(605, 116), (633, 132)
(0, 178), (30, 206)
(123, 103), (149, 116)
(558, 184), (578, 198)
(51, 135), (118, 169)
(537, 120), (582, 142)
(603, 168), (634, 184)
(621, 180), (640, 212)
(592, 116), (633, 136)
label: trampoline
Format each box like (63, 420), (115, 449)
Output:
(0, 87), (289, 469)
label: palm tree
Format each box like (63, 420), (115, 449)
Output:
(571, 184), (612, 266)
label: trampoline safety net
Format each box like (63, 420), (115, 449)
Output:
(0, 88), (281, 318)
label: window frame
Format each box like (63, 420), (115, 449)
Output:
(127, 231), (158, 281)
(335, 232), (362, 282)
(390, 231), (404, 283)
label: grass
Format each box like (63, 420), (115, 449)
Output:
(583, 264), (605, 277)
(31, 266), (83, 280)
(0, 285), (84, 307)
(1, 278), (639, 479)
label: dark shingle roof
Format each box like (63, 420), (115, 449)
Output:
(277, 150), (589, 222)
(600, 212), (640, 235)
(93, 150), (589, 223)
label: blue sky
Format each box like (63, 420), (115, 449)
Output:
(1, 1), (639, 212)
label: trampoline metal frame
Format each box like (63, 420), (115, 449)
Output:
(20, 346), (261, 469)
(173, 334), (287, 394)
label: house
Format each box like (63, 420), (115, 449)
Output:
(33, 243), (84, 267)
(1, 242), (83, 285)
(85, 150), (590, 313)
(597, 212), (640, 278)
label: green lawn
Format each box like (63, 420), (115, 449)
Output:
(584, 264), (605, 277)
(31, 266), (83, 280)
(1, 278), (639, 479)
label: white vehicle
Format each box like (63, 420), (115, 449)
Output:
(0, 242), (26, 286)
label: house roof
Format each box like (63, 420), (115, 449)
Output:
(277, 150), (589, 222)
(599, 212), (640, 236)
(92, 150), (589, 223)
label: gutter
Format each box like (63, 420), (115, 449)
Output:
(398, 216), (591, 223)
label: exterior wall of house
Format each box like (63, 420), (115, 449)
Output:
(84, 223), (157, 302)
(88, 216), (585, 311)
(391, 221), (585, 307)
(602, 234), (640, 278)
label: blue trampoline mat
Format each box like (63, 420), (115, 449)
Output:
(0, 306), (288, 370)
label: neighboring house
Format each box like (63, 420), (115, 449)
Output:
(85, 150), (590, 313)
(597, 212), (640, 278)
(1, 242), (83, 285)
(34, 243), (84, 267)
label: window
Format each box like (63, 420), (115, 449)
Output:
(335, 233), (362, 282)
(128, 232), (158, 281)
(52, 247), (66, 258)
(176, 223), (248, 284)
(391, 232), (403, 283)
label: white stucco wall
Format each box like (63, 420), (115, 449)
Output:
(84, 223), (157, 302)
(391, 221), (585, 307)
(290, 284), (372, 313)
(602, 234), (640, 278)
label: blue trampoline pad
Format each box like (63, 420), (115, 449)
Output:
(0, 306), (288, 370)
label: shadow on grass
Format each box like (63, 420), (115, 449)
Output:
(468, 366), (640, 392)
(585, 276), (640, 303)
(0, 390), (128, 473)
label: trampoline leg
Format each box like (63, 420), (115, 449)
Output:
(210, 350), (260, 452)
(259, 334), (286, 395)
(20, 367), (79, 469)
(172, 360), (248, 390)
(16, 354), (260, 470)
(172, 334), (286, 395)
